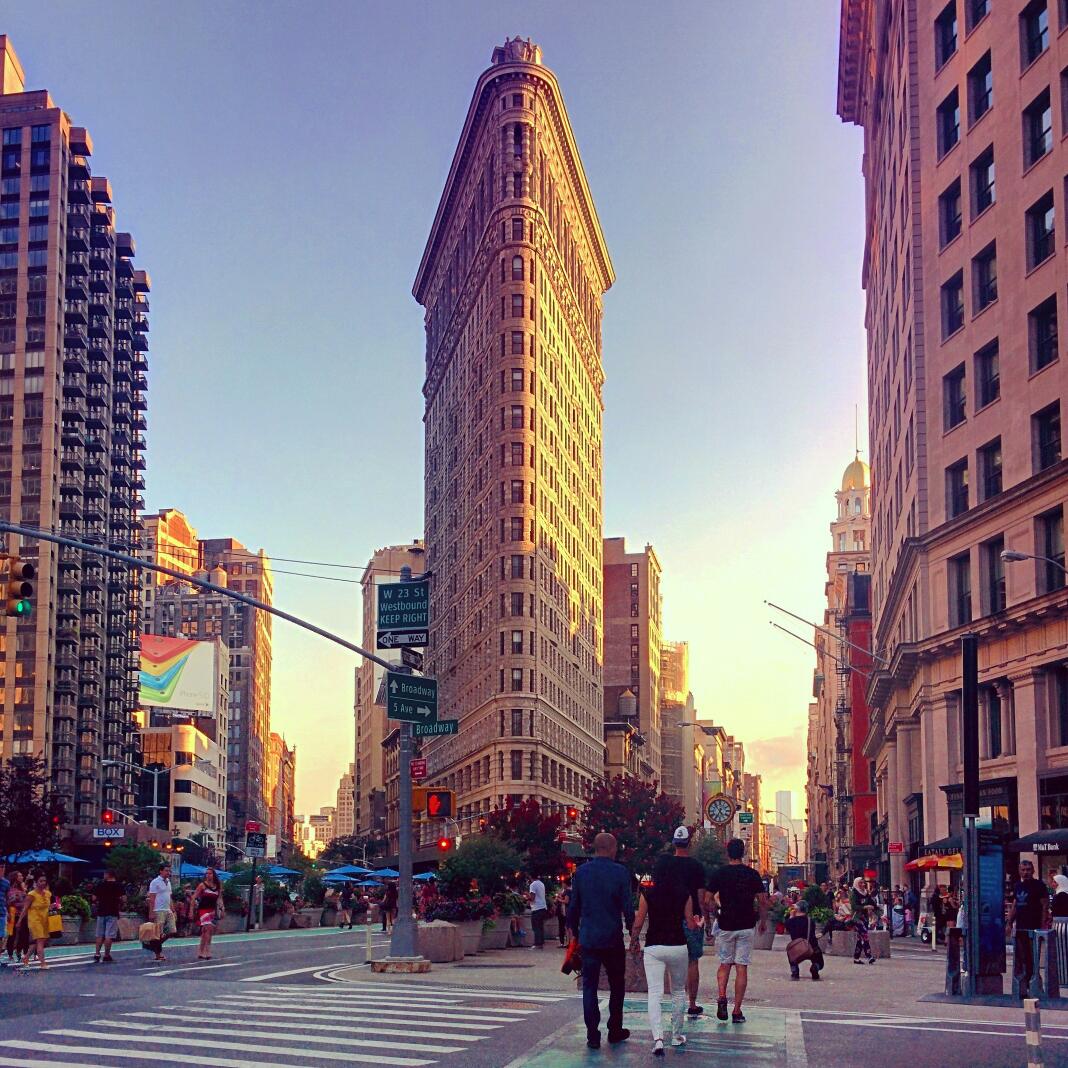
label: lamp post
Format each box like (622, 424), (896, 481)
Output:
(102, 759), (170, 830)
(764, 810), (804, 867)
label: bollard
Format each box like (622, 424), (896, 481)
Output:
(1025, 997), (1043, 1067)
(365, 921), (373, 963)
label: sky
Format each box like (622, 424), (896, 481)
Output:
(5, 1), (867, 825)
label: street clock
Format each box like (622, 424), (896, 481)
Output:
(705, 793), (736, 826)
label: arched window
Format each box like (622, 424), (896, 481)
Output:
(854, 497), (862, 515)
(512, 255), (524, 281)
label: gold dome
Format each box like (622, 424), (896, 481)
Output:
(841, 455), (870, 492)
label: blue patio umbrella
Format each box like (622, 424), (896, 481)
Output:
(372, 868), (400, 878)
(322, 873), (356, 883)
(413, 872), (437, 881)
(327, 864), (372, 876)
(4, 849), (86, 864)
(355, 880), (381, 887)
(263, 864), (302, 878)
(178, 864), (232, 882)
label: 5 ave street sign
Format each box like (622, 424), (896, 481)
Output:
(413, 718), (458, 737)
(377, 579), (430, 649)
(386, 671), (437, 724)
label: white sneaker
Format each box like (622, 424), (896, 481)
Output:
(671, 1034), (687, 1047)
(652, 1038), (665, 1057)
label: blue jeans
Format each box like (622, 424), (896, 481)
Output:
(581, 944), (626, 1039)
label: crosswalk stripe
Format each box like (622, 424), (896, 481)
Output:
(164, 1004), (505, 1031)
(90, 1021), (465, 1055)
(215, 989), (538, 1012)
(209, 995), (533, 1021)
(36, 1033), (434, 1067)
(259, 982), (571, 1003)
(147, 961), (245, 976)
(0, 1057), (102, 1068)
(119, 1010), (489, 1043)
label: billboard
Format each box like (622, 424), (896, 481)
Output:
(139, 635), (217, 715)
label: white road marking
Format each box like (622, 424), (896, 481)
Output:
(213, 993), (535, 1018)
(260, 980), (572, 1001)
(802, 1008), (1068, 1031)
(785, 1009), (808, 1068)
(221, 986), (544, 1010)
(238, 962), (356, 981)
(0, 1057), (103, 1068)
(166, 1004), (505, 1031)
(805, 1018), (1067, 1040)
(146, 961), (244, 976)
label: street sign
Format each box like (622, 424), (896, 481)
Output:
(410, 758), (427, 781)
(413, 718), (458, 738)
(246, 831), (267, 858)
(738, 812), (755, 825)
(386, 671), (437, 724)
(888, 841), (905, 855)
(245, 819), (262, 834)
(92, 827), (125, 840)
(401, 647), (424, 671)
(377, 580), (429, 649)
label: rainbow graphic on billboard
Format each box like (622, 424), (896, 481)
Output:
(139, 635), (217, 715)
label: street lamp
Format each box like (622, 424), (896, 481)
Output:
(102, 759), (170, 830)
(764, 809), (804, 864)
(1000, 548), (1068, 574)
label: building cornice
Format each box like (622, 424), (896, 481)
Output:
(836, 0), (872, 125)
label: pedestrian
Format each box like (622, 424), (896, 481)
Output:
(566, 831), (634, 1050)
(785, 900), (823, 981)
(555, 883), (570, 946)
(0, 862), (8, 969)
(91, 869), (123, 963)
(706, 837), (768, 1024)
(381, 879), (398, 933)
(929, 884), (948, 945)
(528, 873), (547, 949)
(146, 862), (176, 961)
(652, 826), (707, 1018)
(192, 867), (224, 960)
(849, 877), (877, 965)
(630, 866), (693, 1055)
(339, 883), (354, 929)
(1007, 859), (1050, 998)
(7, 871), (27, 963)
(1049, 872), (1068, 985)
(17, 873), (51, 969)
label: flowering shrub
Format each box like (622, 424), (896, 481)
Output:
(493, 890), (527, 917)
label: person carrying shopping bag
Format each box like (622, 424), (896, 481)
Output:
(630, 870), (694, 1056)
(784, 900), (823, 981)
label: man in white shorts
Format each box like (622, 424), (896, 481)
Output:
(706, 838), (768, 1024)
(147, 863), (177, 961)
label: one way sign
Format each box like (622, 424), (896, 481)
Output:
(386, 671), (438, 724)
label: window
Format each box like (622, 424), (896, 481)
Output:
(511, 217), (524, 241)
(944, 364), (966, 429)
(967, 0), (990, 30)
(511, 708), (524, 735)
(1022, 1), (1050, 66)
(510, 330), (524, 355)
(510, 404), (524, 429)
(941, 271), (965, 338)
(938, 89), (961, 156)
(968, 51), (993, 123)
(510, 478), (524, 502)
(1053, 664), (1068, 749)
(1027, 191), (1055, 267)
(510, 367), (524, 391)
(973, 243), (997, 309)
(947, 458), (969, 518)
(978, 438), (1002, 500)
(509, 516), (523, 542)
(976, 340), (1000, 407)
(511, 255), (524, 281)
(512, 173), (523, 198)
(935, 2), (958, 67)
(511, 293), (524, 318)
(1034, 402), (1062, 470)
(30, 125), (49, 143)
(1037, 507), (1066, 592)
(949, 552), (972, 626)
(1, 129), (19, 146)
(971, 146), (995, 214)
(510, 750), (523, 778)
(981, 536), (1006, 614)
(1029, 295), (1059, 370)
(1024, 90), (1053, 167)
(510, 554), (524, 578)
(510, 669), (523, 693)
(939, 179), (962, 246)
(510, 590), (524, 615)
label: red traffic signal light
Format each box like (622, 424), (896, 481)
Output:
(437, 837), (453, 852)
(101, 809), (114, 825)
(51, 814), (60, 827)
(566, 807), (579, 822)
(478, 817), (487, 832)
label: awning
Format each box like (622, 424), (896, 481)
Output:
(905, 853), (963, 872)
(921, 835), (961, 856)
(1009, 828), (1068, 854)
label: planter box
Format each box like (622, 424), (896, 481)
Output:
(290, 909), (317, 929)
(320, 908), (339, 928)
(542, 916), (560, 942)
(260, 914), (283, 931)
(79, 919), (96, 944)
(58, 917), (81, 945)
(217, 913), (244, 935)
(480, 922), (510, 951)
(752, 925), (776, 951)
(417, 920), (463, 963)
(823, 929), (891, 959)
(117, 913), (142, 942)
(457, 919), (483, 956)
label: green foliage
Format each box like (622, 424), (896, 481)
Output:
(105, 844), (163, 890)
(0, 756), (65, 857)
(124, 890), (148, 917)
(802, 884), (829, 910)
(320, 834), (386, 867)
(691, 834), (728, 883)
(582, 775), (686, 876)
(262, 879), (290, 915)
(810, 906), (832, 926)
(302, 873), (325, 906)
(492, 890), (528, 917)
(769, 900), (790, 924)
(60, 894), (91, 920)
(438, 836), (522, 897)
(484, 798), (566, 879)
(221, 880), (248, 914)
(425, 895), (495, 922)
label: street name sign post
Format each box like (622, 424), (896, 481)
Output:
(386, 671), (437, 724)
(377, 580), (429, 650)
(413, 719), (458, 738)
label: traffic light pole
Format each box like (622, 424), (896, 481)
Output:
(393, 715), (417, 958)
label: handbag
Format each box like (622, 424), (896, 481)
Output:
(47, 912), (63, 938)
(561, 937), (583, 975)
(786, 918), (815, 965)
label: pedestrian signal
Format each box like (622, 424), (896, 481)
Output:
(566, 807), (579, 823)
(5, 558), (34, 617)
(425, 790), (454, 818)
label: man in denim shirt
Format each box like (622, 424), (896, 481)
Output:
(567, 832), (634, 1049)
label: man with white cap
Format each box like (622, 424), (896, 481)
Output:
(653, 826), (707, 1017)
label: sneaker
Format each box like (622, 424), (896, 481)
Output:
(716, 996), (729, 1021)
(93, 955), (101, 964)
(790, 974), (800, 981)
(731, 1011), (745, 1024)
(652, 1038), (665, 1057)
(102, 955), (115, 963)
(607, 1029), (630, 1044)
(867, 958), (876, 965)
(586, 1033), (601, 1050)
(671, 1034), (687, 1048)
(853, 959), (864, 964)
(687, 1005), (704, 1017)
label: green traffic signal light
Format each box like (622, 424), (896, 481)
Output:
(13, 598), (30, 616)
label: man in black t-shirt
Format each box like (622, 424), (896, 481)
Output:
(92, 870), (124, 963)
(706, 838), (768, 1023)
(653, 827), (708, 1017)
(1008, 859), (1050, 995)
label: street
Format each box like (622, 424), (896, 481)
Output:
(3, 928), (1067, 1067)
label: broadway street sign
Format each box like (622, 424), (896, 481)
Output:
(386, 671), (437, 724)
(377, 579), (430, 649)
(413, 718), (458, 738)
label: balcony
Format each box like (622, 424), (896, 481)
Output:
(63, 348), (87, 373)
(115, 232), (135, 258)
(58, 496), (83, 520)
(90, 177), (112, 204)
(88, 314), (110, 338)
(51, 751), (76, 773)
(132, 333), (148, 352)
(55, 674), (78, 696)
(61, 374), (85, 398)
(65, 276), (89, 302)
(66, 251), (89, 275)
(64, 323), (87, 347)
(68, 179), (90, 205)
(89, 268), (111, 293)
(133, 315), (148, 333)
(53, 728), (76, 748)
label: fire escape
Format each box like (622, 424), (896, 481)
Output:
(833, 614), (853, 870)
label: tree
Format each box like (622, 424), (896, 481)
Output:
(105, 844), (163, 890)
(0, 756), (65, 857)
(582, 776), (685, 876)
(485, 797), (566, 879)
(691, 833), (728, 884)
(319, 834), (386, 867)
(439, 836), (522, 897)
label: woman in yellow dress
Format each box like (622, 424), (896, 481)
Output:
(17, 874), (51, 969)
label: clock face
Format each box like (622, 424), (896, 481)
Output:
(707, 797), (734, 825)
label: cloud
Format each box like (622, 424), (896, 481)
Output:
(747, 726), (806, 778)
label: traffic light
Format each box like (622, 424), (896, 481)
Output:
(425, 789), (454, 819)
(478, 817), (487, 832)
(437, 837), (453, 852)
(4, 558), (34, 618)
(101, 809), (114, 825)
(566, 806), (579, 823)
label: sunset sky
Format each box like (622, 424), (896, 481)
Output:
(6, 1), (868, 821)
